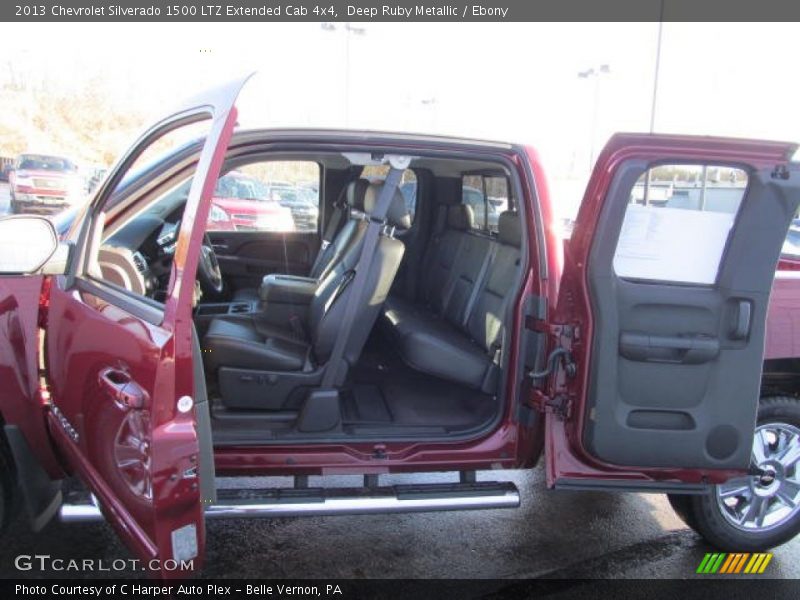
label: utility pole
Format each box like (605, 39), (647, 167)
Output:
(321, 22), (366, 127)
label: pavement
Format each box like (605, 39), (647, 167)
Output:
(0, 467), (798, 580)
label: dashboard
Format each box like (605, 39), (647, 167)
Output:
(99, 210), (183, 301)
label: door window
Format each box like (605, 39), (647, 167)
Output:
(207, 161), (320, 233)
(461, 174), (509, 234)
(86, 117), (212, 302)
(613, 164), (748, 285)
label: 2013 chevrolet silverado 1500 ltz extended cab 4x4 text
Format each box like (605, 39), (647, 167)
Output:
(0, 75), (799, 577)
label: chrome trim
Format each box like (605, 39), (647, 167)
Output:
(59, 494), (101, 523)
(59, 483), (519, 523)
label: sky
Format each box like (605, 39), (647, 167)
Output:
(2, 21), (799, 217)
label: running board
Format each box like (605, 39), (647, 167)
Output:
(59, 481), (520, 523)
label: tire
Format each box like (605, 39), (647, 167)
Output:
(0, 444), (15, 535)
(669, 396), (800, 551)
(667, 493), (700, 532)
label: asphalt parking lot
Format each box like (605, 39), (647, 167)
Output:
(0, 468), (798, 580)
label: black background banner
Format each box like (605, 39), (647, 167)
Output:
(4, 0), (800, 23)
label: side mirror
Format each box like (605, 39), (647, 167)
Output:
(0, 215), (60, 274)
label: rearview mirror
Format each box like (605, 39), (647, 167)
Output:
(0, 215), (59, 274)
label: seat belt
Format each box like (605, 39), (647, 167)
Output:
(462, 240), (497, 328)
(310, 187), (350, 277)
(321, 163), (407, 388)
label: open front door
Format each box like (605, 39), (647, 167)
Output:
(547, 134), (800, 490)
(42, 76), (248, 574)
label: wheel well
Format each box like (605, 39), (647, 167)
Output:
(761, 358), (800, 398)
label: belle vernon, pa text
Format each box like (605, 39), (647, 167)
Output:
(16, 584), (343, 597)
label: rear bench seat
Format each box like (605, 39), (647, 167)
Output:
(381, 207), (522, 392)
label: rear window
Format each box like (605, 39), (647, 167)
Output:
(360, 166), (417, 224)
(461, 174), (510, 234)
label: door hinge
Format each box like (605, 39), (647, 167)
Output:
(531, 390), (572, 418)
(528, 348), (576, 382)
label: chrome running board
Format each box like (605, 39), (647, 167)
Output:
(59, 481), (519, 523)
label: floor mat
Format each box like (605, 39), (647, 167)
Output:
(348, 339), (498, 431)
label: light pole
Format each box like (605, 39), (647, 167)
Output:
(644, 15), (664, 205)
(321, 22), (366, 126)
(578, 64), (610, 171)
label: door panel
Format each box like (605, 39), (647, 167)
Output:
(45, 281), (192, 564)
(206, 230), (319, 292)
(551, 134), (800, 483)
(43, 76), (248, 573)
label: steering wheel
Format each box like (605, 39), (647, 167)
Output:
(196, 234), (224, 295)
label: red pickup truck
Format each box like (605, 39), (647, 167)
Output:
(0, 76), (798, 576)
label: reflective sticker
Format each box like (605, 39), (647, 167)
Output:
(177, 395), (194, 413)
(171, 523), (198, 563)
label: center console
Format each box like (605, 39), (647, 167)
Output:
(195, 301), (259, 318)
(194, 274), (320, 334)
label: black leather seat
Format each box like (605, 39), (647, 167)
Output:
(381, 210), (522, 391)
(203, 182), (410, 407)
(231, 179), (370, 303)
(203, 318), (310, 371)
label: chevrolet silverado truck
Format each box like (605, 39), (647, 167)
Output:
(0, 76), (798, 576)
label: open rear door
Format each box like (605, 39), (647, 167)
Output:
(547, 134), (800, 491)
(42, 76), (249, 574)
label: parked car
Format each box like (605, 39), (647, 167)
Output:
(83, 166), (108, 195)
(208, 172), (295, 232)
(8, 153), (84, 214)
(779, 223), (800, 270)
(0, 77), (799, 577)
(462, 185), (500, 230)
(269, 182), (319, 232)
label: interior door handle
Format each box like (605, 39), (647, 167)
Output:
(619, 332), (720, 365)
(98, 368), (147, 409)
(730, 299), (752, 341)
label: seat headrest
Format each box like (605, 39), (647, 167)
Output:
(345, 178), (370, 211)
(447, 204), (474, 231)
(363, 182), (412, 230)
(498, 211), (521, 247)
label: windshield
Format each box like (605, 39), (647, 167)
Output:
(18, 154), (75, 172)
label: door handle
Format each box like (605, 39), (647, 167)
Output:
(211, 243), (229, 253)
(619, 332), (720, 365)
(730, 299), (752, 341)
(98, 368), (147, 409)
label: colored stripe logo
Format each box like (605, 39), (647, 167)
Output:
(696, 552), (773, 574)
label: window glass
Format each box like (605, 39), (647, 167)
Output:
(462, 174), (510, 233)
(207, 161), (319, 233)
(613, 164), (748, 285)
(91, 117), (212, 302)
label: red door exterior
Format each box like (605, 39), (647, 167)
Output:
(40, 76), (248, 574)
